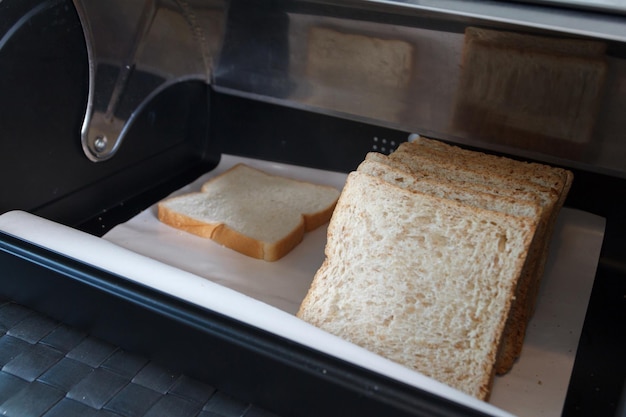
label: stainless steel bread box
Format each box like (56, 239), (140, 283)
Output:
(0, 0), (624, 416)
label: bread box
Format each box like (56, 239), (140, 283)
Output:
(0, 0), (624, 416)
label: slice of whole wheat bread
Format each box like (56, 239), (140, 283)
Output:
(297, 171), (536, 399)
(158, 164), (340, 261)
(366, 150), (544, 208)
(388, 143), (564, 373)
(363, 151), (549, 374)
(406, 137), (572, 193)
(397, 138), (572, 373)
(358, 157), (543, 220)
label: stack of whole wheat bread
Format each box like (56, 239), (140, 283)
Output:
(297, 137), (572, 400)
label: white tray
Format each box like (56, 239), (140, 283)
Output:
(0, 155), (605, 417)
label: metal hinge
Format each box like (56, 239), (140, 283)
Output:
(73, 0), (215, 161)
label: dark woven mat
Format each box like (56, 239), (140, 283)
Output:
(0, 298), (280, 417)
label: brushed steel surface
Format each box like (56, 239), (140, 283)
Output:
(68, 0), (626, 175)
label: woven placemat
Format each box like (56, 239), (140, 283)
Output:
(0, 298), (280, 417)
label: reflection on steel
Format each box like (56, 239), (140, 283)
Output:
(0, 0), (65, 51)
(73, 0), (626, 175)
(213, 0), (626, 176)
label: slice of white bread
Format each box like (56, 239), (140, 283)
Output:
(297, 171), (536, 400)
(158, 164), (340, 261)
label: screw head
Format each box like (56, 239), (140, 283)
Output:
(94, 135), (108, 152)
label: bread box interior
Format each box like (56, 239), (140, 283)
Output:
(0, 0), (625, 416)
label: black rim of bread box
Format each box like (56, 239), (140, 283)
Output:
(1, 2), (625, 407)
(1, 0), (624, 414)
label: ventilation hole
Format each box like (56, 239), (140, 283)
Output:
(372, 136), (401, 154)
